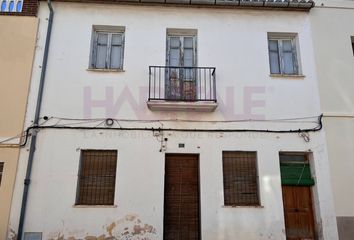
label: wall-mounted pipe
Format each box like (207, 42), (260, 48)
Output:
(17, 0), (54, 239)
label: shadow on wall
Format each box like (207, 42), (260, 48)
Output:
(8, 214), (157, 240)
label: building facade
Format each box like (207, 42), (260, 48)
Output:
(7, 0), (339, 239)
(0, 0), (38, 239)
(311, 1), (354, 239)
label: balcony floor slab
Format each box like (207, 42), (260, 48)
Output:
(147, 100), (218, 112)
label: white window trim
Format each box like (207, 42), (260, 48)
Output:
(89, 25), (125, 71)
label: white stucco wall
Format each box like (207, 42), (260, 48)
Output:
(311, 0), (354, 216)
(10, 129), (337, 240)
(8, 2), (338, 239)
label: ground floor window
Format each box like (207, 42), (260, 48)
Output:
(76, 150), (117, 205)
(222, 151), (260, 206)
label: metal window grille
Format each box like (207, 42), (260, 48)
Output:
(0, 162), (3, 186)
(76, 150), (117, 205)
(222, 151), (260, 206)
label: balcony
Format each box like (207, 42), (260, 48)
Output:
(147, 66), (218, 112)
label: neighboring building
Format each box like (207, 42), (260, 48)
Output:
(311, 1), (354, 239)
(0, 0), (38, 239)
(7, 0), (339, 239)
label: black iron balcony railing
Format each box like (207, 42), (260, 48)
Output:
(148, 66), (216, 102)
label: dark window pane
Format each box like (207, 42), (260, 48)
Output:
(8, 0), (14, 11)
(110, 45), (122, 69)
(269, 40), (280, 74)
(111, 34), (122, 45)
(283, 51), (295, 74)
(1, 1), (7, 11)
(16, 1), (22, 12)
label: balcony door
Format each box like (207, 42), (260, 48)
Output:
(166, 34), (197, 100)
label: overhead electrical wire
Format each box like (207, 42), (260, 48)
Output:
(16, 114), (323, 148)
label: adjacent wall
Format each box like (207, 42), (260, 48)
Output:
(0, 16), (38, 239)
(311, 1), (354, 239)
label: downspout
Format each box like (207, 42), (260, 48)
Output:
(17, 0), (54, 239)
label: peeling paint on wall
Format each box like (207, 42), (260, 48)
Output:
(8, 228), (16, 240)
(8, 214), (158, 240)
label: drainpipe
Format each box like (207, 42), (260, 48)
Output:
(17, 0), (54, 239)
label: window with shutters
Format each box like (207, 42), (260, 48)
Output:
(89, 26), (125, 70)
(222, 151), (260, 206)
(279, 152), (314, 186)
(268, 33), (300, 75)
(0, 162), (3, 187)
(76, 150), (117, 205)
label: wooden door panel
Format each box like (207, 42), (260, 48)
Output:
(164, 154), (200, 240)
(282, 186), (316, 240)
(282, 186), (296, 209)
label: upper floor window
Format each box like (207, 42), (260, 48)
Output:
(0, 162), (4, 186)
(351, 36), (354, 56)
(268, 33), (300, 75)
(76, 150), (117, 205)
(89, 26), (125, 70)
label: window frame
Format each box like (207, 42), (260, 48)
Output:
(89, 26), (125, 71)
(75, 149), (118, 206)
(268, 33), (300, 76)
(222, 151), (261, 207)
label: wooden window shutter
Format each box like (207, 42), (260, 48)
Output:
(76, 150), (117, 205)
(222, 151), (260, 206)
(279, 153), (315, 186)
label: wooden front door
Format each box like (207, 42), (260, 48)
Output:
(164, 154), (200, 240)
(282, 185), (316, 240)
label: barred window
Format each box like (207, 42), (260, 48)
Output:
(0, 162), (3, 186)
(76, 150), (117, 205)
(222, 151), (260, 206)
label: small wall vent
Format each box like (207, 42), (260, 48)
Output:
(24, 232), (42, 240)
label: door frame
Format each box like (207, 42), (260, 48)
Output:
(279, 152), (318, 239)
(163, 153), (202, 240)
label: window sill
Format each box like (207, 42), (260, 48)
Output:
(147, 100), (218, 112)
(269, 74), (305, 79)
(87, 68), (125, 73)
(222, 205), (264, 208)
(73, 205), (117, 208)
